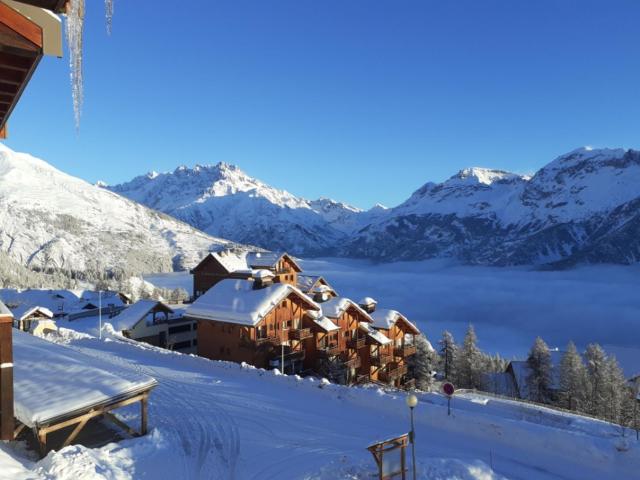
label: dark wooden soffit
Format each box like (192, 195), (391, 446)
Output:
(10, 0), (68, 14)
(0, 1), (43, 132)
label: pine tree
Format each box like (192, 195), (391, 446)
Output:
(558, 342), (589, 412)
(585, 343), (608, 417)
(602, 354), (628, 424)
(526, 337), (553, 404)
(410, 334), (437, 391)
(456, 325), (483, 389)
(439, 331), (458, 382)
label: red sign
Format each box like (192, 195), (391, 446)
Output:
(442, 382), (455, 397)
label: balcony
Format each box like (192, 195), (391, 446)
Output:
(379, 364), (408, 383)
(347, 337), (366, 350)
(370, 353), (393, 367)
(289, 328), (313, 341)
(355, 374), (370, 385)
(394, 345), (417, 358)
(318, 344), (342, 357)
(402, 378), (416, 390)
(342, 356), (362, 369)
(269, 350), (306, 370)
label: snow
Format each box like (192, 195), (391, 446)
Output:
(185, 279), (319, 326)
(1, 329), (638, 479)
(10, 305), (53, 321)
(110, 300), (169, 332)
(0, 299), (11, 317)
(12, 330), (157, 427)
(0, 144), (232, 273)
(359, 322), (392, 345)
(311, 314), (341, 333)
(320, 296), (373, 321)
(358, 296), (377, 306)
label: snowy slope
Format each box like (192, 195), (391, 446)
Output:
(0, 144), (234, 274)
(0, 328), (637, 480)
(108, 164), (380, 255)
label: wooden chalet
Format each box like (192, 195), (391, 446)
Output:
(185, 278), (319, 373)
(191, 249), (302, 298)
(11, 304), (57, 335)
(369, 305), (420, 389)
(302, 297), (375, 385)
(0, 0), (63, 137)
(296, 274), (337, 302)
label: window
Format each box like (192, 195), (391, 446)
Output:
(168, 324), (191, 335)
(173, 340), (192, 350)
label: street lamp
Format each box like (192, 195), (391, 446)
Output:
(406, 393), (418, 480)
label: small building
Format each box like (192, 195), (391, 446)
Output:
(369, 306), (420, 389)
(185, 278), (319, 374)
(190, 249), (302, 298)
(113, 300), (197, 354)
(11, 305), (57, 336)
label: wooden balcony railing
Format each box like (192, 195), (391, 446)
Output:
(289, 328), (313, 341)
(394, 345), (417, 358)
(347, 337), (366, 350)
(343, 356), (362, 369)
(379, 364), (408, 383)
(356, 374), (370, 385)
(370, 353), (393, 367)
(318, 344), (342, 357)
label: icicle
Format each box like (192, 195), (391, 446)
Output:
(105, 0), (114, 35)
(64, 0), (85, 130)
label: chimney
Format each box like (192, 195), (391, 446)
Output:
(312, 285), (331, 303)
(252, 269), (275, 290)
(358, 297), (377, 313)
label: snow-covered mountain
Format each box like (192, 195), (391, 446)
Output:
(0, 144), (234, 275)
(345, 147), (640, 266)
(106, 147), (640, 267)
(109, 163), (382, 254)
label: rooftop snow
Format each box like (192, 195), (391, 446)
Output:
(185, 279), (319, 326)
(111, 300), (173, 332)
(0, 300), (11, 317)
(319, 297), (373, 322)
(370, 308), (419, 333)
(359, 323), (391, 345)
(13, 331), (157, 427)
(11, 305), (54, 321)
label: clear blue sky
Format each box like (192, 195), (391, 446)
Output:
(4, 0), (640, 209)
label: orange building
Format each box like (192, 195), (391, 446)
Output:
(191, 249), (302, 298)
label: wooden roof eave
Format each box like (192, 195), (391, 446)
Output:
(0, 1), (43, 131)
(8, 0), (67, 14)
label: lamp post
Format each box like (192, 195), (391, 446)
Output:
(98, 290), (102, 340)
(406, 393), (418, 480)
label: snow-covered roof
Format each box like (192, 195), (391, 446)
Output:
(254, 269), (275, 279)
(12, 331), (157, 427)
(313, 315), (340, 333)
(185, 279), (319, 326)
(370, 308), (420, 334)
(359, 323), (391, 345)
(508, 350), (566, 398)
(0, 289), (126, 316)
(296, 275), (336, 294)
(0, 300), (12, 317)
(358, 297), (377, 306)
(210, 250), (251, 273)
(11, 305), (54, 321)
(319, 297), (373, 322)
(112, 300), (173, 332)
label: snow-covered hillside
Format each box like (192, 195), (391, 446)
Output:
(108, 163), (382, 255)
(0, 144), (234, 274)
(0, 328), (637, 479)
(111, 147), (640, 267)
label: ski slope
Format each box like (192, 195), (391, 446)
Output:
(1, 327), (637, 480)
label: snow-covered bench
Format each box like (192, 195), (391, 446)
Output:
(12, 331), (157, 455)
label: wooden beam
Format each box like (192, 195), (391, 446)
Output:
(103, 411), (139, 437)
(61, 414), (91, 448)
(0, 51), (32, 70)
(0, 67), (24, 85)
(141, 394), (148, 435)
(0, 321), (14, 441)
(0, 2), (43, 48)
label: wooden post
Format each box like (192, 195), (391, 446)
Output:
(140, 394), (148, 435)
(0, 318), (14, 441)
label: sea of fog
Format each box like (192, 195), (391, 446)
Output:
(145, 258), (640, 376)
